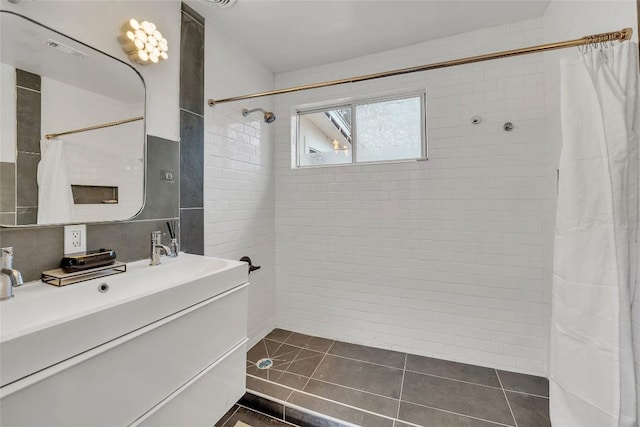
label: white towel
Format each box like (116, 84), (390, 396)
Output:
(37, 139), (75, 224)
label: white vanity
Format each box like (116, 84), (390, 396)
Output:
(0, 254), (249, 426)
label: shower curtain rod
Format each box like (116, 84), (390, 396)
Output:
(207, 27), (633, 106)
(45, 116), (144, 140)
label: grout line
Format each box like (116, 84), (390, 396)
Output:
(248, 373), (513, 427)
(16, 85), (41, 93)
(246, 388), (360, 427)
(503, 388), (549, 399)
(262, 339), (271, 359)
(399, 402), (515, 427)
(220, 405), (240, 427)
(404, 369), (505, 391)
(283, 333), (314, 349)
(272, 347), (302, 361)
(312, 377), (399, 403)
(496, 369), (518, 427)
(264, 337), (404, 371)
(396, 353), (408, 419)
(285, 388), (294, 402)
(259, 335), (547, 398)
(288, 352), (324, 364)
(249, 378), (393, 423)
(236, 403), (299, 427)
(301, 341), (334, 391)
(180, 9), (205, 28)
(179, 107), (205, 118)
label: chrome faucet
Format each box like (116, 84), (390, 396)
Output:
(1, 247), (24, 301)
(150, 231), (173, 266)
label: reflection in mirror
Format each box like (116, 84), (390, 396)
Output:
(0, 11), (145, 226)
(298, 107), (352, 167)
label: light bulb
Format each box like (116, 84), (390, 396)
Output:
(129, 49), (148, 64)
(141, 21), (154, 35)
(120, 19), (140, 33)
(120, 38), (144, 53)
(134, 29), (147, 42)
(119, 19), (166, 66)
(117, 30), (135, 44)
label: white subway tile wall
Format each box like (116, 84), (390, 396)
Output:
(274, 18), (551, 376)
(41, 77), (144, 222)
(202, 0), (637, 379)
(204, 24), (276, 347)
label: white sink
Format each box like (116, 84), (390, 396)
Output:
(0, 254), (248, 388)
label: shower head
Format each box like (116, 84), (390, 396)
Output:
(242, 108), (276, 124)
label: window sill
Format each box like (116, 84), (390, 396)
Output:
(293, 157), (429, 170)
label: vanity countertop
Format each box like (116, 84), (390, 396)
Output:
(0, 254), (248, 387)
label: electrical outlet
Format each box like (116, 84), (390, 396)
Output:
(64, 224), (86, 255)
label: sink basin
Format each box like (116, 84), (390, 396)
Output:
(0, 254), (248, 388)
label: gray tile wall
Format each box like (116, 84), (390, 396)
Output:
(0, 135), (180, 282)
(0, 162), (16, 225)
(179, 3), (205, 256)
(15, 69), (41, 224)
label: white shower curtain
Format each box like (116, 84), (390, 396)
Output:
(551, 42), (639, 427)
(37, 139), (75, 224)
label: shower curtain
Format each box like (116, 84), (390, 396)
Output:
(550, 42), (639, 427)
(37, 139), (75, 224)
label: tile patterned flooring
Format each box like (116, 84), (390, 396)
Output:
(244, 329), (550, 427)
(216, 404), (299, 427)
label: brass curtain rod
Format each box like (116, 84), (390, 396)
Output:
(45, 116), (144, 140)
(208, 27), (633, 106)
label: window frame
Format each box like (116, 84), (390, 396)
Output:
(295, 91), (427, 168)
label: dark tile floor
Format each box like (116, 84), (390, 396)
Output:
(245, 329), (550, 427)
(216, 404), (300, 427)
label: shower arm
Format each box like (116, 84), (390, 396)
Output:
(242, 108), (266, 116)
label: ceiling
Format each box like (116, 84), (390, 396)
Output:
(188, 0), (550, 74)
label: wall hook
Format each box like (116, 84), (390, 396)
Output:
(240, 256), (261, 274)
(503, 122), (514, 131)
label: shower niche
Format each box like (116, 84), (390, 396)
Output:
(0, 11), (145, 226)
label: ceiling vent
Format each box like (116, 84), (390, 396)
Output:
(43, 39), (88, 59)
(203, 0), (237, 8)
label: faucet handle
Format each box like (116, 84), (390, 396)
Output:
(151, 231), (162, 243)
(1, 247), (13, 269)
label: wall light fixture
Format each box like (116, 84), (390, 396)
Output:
(118, 19), (168, 65)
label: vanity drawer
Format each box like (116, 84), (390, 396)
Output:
(0, 284), (248, 427)
(135, 340), (246, 427)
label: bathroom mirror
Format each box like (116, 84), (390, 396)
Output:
(0, 11), (145, 226)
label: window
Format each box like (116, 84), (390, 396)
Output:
(296, 93), (425, 167)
